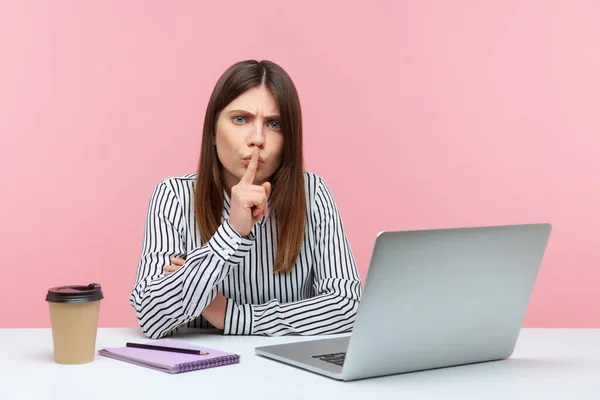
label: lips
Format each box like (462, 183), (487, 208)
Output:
(242, 155), (265, 164)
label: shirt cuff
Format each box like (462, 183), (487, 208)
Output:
(223, 299), (254, 335)
(207, 219), (255, 264)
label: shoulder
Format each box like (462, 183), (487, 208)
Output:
(149, 173), (197, 202)
(302, 171), (338, 209)
(301, 172), (345, 227)
(302, 171), (325, 198)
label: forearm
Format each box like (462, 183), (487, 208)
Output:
(224, 280), (362, 336)
(130, 248), (223, 338)
(130, 220), (254, 338)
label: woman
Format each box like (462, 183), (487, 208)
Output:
(130, 60), (362, 339)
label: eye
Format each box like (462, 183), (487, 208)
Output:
(232, 115), (247, 124)
(268, 121), (281, 130)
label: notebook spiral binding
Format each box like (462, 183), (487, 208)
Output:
(177, 354), (240, 372)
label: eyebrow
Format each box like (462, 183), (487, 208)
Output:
(227, 109), (281, 120)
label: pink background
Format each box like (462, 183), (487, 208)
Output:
(1, 1), (599, 329)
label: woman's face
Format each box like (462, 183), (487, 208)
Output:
(215, 86), (284, 192)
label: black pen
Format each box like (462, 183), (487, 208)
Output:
(126, 342), (209, 355)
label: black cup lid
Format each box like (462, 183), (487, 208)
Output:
(46, 283), (104, 303)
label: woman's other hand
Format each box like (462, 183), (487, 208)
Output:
(163, 256), (185, 275)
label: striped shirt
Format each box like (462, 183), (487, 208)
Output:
(129, 171), (363, 339)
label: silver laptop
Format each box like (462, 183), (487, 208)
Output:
(255, 223), (552, 381)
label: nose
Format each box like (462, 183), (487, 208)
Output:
(247, 123), (266, 148)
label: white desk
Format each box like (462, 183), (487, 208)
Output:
(1, 328), (599, 399)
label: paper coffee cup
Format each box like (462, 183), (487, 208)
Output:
(45, 283), (103, 364)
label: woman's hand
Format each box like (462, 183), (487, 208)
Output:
(229, 147), (271, 237)
(163, 256), (185, 275)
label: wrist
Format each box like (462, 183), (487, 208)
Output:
(229, 220), (249, 238)
(207, 220), (255, 264)
(223, 300), (254, 335)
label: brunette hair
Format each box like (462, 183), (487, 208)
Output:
(194, 60), (306, 274)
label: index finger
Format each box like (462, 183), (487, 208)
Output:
(240, 148), (259, 184)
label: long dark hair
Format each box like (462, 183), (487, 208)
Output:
(194, 60), (306, 274)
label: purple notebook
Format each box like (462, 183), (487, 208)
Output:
(98, 339), (240, 374)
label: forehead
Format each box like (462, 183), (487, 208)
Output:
(223, 86), (280, 113)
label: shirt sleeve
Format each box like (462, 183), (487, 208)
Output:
(129, 181), (255, 339)
(222, 177), (363, 336)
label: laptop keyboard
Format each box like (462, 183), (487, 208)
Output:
(312, 352), (346, 366)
